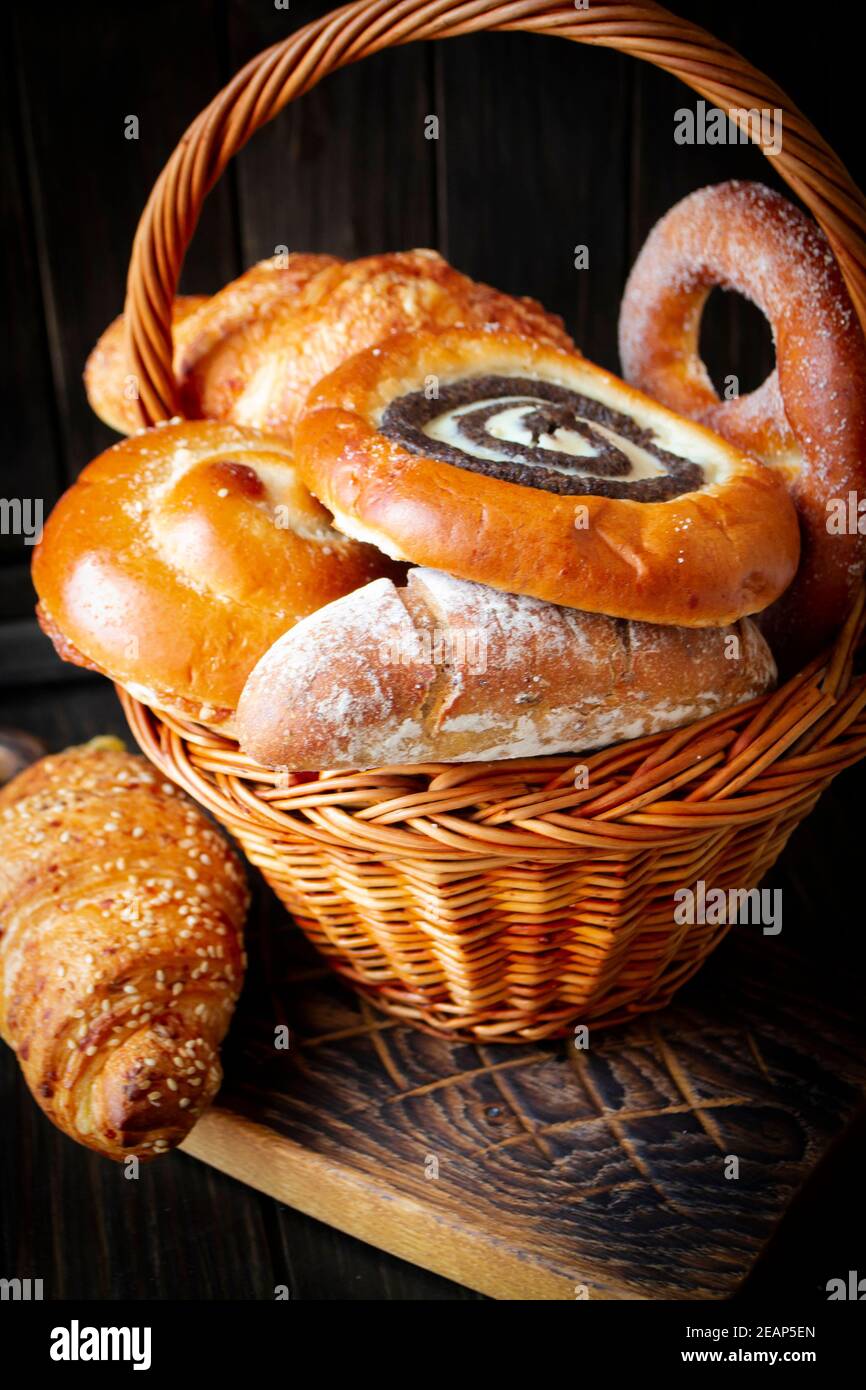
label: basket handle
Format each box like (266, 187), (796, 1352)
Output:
(124, 0), (866, 426)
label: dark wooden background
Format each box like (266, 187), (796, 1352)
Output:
(2, 0), (865, 1300)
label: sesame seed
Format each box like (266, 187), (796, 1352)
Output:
(179, 1098), (190, 1109)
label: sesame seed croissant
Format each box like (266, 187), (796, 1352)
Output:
(0, 740), (248, 1161)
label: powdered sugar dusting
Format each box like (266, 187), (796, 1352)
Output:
(620, 180), (866, 490)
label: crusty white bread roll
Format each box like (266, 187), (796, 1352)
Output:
(237, 569), (776, 769)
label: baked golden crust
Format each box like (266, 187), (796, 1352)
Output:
(84, 250), (573, 439)
(294, 329), (801, 626)
(85, 254), (339, 435)
(237, 570), (777, 770)
(0, 744), (248, 1160)
(31, 420), (399, 723)
(84, 295), (208, 434)
(619, 180), (866, 664)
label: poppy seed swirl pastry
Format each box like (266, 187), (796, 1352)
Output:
(294, 330), (800, 626)
(31, 420), (400, 727)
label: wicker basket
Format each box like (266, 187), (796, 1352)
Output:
(117, 0), (866, 1042)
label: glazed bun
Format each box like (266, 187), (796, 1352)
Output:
(32, 420), (399, 727)
(294, 328), (800, 627)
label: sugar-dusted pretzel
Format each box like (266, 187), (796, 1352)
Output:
(619, 181), (866, 664)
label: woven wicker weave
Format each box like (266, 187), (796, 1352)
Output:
(117, 0), (866, 1041)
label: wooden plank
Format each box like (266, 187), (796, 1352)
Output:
(436, 31), (631, 371)
(0, 23), (64, 568)
(0, 620), (96, 688)
(12, 0), (239, 482)
(226, 0), (437, 263)
(629, 58), (780, 397)
(182, 804), (866, 1300)
(0, 563), (36, 624)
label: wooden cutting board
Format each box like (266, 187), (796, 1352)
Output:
(183, 794), (866, 1301)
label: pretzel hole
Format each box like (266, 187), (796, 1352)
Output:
(699, 287), (774, 400)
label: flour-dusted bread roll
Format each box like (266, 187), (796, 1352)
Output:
(237, 570), (776, 770)
(0, 741), (248, 1161)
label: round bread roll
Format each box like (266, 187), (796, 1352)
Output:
(85, 253), (339, 435)
(293, 329), (800, 627)
(618, 181), (866, 666)
(32, 420), (399, 727)
(237, 569), (777, 770)
(85, 249), (573, 439)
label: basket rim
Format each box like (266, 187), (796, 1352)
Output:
(111, 0), (866, 838)
(116, 587), (866, 859)
(122, 0), (866, 426)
